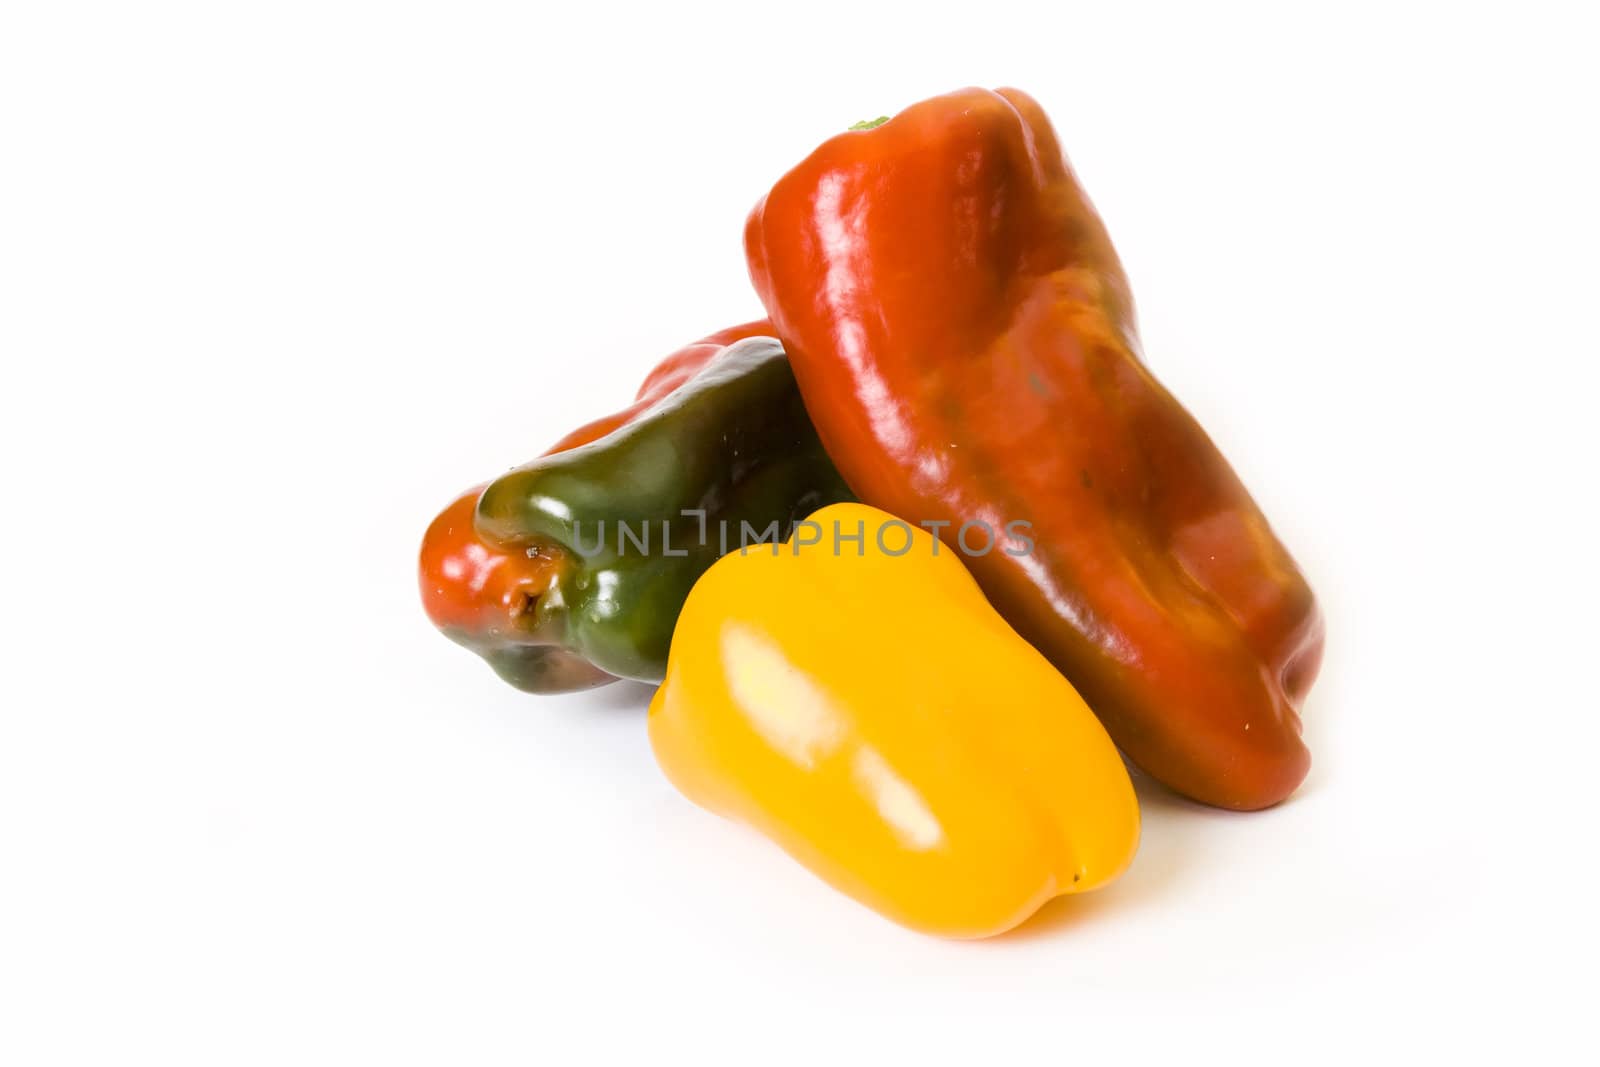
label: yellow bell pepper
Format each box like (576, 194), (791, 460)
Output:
(648, 503), (1140, 939)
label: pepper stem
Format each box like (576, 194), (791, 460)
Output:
(848, 116), (891, 131)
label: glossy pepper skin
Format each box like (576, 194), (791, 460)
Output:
(745, 88), (1324, 811)
(420, 322), (849, 692)
(650, 503), (1139, 939)
(419, 322), (779, 692)
(425, 332), (853, 691)
(421, 486), (617, 692)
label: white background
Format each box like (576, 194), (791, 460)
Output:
(4, 1), (1597, 1062)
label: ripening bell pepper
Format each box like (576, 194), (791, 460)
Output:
(421, 486), (617, 692)
(745, 88), (1324, 810)
(650, 502), (1139, 939)
(420, 324), (853, 692)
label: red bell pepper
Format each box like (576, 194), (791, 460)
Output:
(745, 88), (1323, 810)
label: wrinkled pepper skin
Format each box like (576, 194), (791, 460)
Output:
(745, 88), (1324, 810)
(459, 335), (852, 688)
(420, 322), (851, 692)
(649, 503), (1139, 939)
